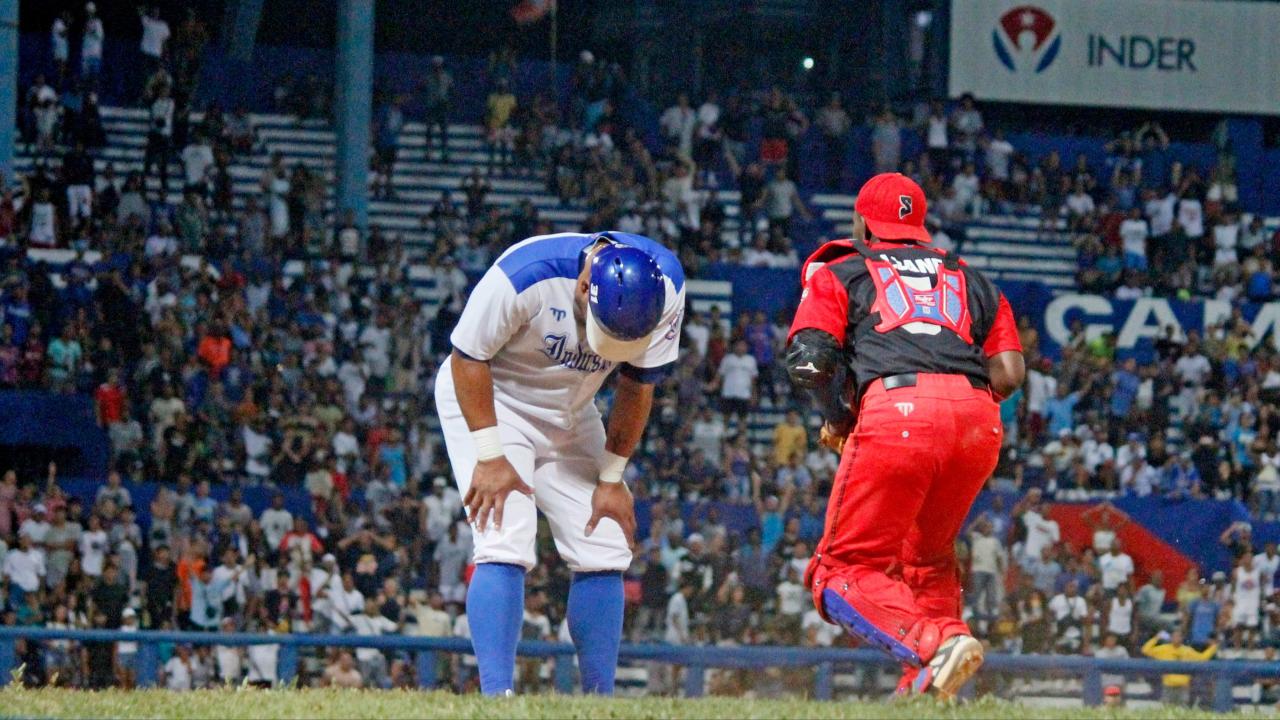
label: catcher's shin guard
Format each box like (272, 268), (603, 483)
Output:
(821, 588), (937, 668)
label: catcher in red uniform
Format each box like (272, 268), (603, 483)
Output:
(785, 173), (1025, 697)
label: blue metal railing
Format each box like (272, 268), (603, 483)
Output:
(0, 627), (1277, 712)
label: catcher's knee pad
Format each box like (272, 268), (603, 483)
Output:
(820, 588), (942, 668)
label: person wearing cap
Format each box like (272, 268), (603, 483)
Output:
(435, 231), (684, 696)
(784, 173), (1025, 697)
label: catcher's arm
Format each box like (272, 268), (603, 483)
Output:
(785, 328), (854, 452)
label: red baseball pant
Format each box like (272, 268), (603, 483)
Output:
(806, 373), (1002, 665)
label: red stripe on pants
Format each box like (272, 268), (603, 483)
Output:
(807, 374), (1002, 662)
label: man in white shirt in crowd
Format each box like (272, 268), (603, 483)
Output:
(983, 129), (1014, 186)
(967, 517), (1006, 625)
(181, 132), (215, 196)
(659, 93), (696, 159)
(1174, 340), (1212, 387)
(1098, 541), (1135, 594)
(664, 579), (694, 644)
(802, 604), (842, 647)
(1145, 189), (1177, 237)
(1118, 207), (1149, 270)
(682, 310), (710, 360)
(1177, 194), (1204, 239)
(1081, 427), (1116, 476)
(716, 339), (758, 429)
(1019, 491), (1061, 563)
(19, 505), (51, 564)
(3, 533), (45, 605)
(138, 6), (170, 74)
(350, 597), (399, 688)
(163, 644), (195, 691)
(259, 494), (293, 552)
(81, 2), (105, 82)
(422, 476), (461, 546)
(1049, 580), (1089, 652)
(1025, 358), (1057, 443)
(328, 572), (365, 632)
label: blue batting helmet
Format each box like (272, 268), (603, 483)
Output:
(585, 241), (666, 362)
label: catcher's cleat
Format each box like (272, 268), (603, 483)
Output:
(919, 634), (984, 699)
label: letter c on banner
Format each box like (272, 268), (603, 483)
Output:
(1045, 294), (1114, 348)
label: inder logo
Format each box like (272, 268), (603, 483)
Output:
(992, 5), (1061, 73)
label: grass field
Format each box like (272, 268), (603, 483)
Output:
(0, 687), (1233, 719)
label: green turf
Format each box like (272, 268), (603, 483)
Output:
(0, 687), (1231, 719)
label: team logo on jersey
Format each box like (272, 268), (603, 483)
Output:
(664, 309), (683, 341)
(542, 333), (613, 373)
(898, 195), (913, 219)
(993, 6), (1060, 74)
(550, 307), (567, 322)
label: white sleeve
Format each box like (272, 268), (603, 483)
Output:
(448, 266), (536, 361)
(621, 284), (685, 380)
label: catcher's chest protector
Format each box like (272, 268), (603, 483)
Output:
(863, 254), (973, 345)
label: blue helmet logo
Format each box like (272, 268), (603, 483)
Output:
(588, 244), (665, 342)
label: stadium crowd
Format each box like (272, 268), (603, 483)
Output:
(0, 5), (1278, 704)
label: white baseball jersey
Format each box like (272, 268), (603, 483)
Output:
(435, 232), (684, 571)
(448, 232), (685, 427)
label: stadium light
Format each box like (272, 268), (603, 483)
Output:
(802, 56), (814, 70)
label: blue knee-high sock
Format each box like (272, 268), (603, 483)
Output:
(466, 562), (526, 695)
(567, 571), (624, 694)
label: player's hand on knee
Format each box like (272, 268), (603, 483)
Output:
(585, 481), (636, 549)
(464, 457), (533, 532)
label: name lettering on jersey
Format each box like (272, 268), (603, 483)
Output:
(895, 402), (915, 417)
(542, 333), (613, 374)
(881, 255), (942, 275)
(550, 307), (567, 322)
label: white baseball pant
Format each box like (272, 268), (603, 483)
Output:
(434, 364), (632, 572)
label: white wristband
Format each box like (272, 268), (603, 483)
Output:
(599, 451), (628, 484)
(471, 427), (504, 462)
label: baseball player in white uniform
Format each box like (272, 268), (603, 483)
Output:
(435, 231), (684, 695)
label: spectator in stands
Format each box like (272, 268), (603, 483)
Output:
(322, 650), (363, 688)
(138, 6), (171, 78)
(659, 93), (695, 160)
(482, 80), (516, 176)
(81, 3), (105, 85)
(372, 95), (405, 200)
(714, 339), (757, 430)
(145, 83), (176, 197)
(1142, 629), (1216, 706)
(966, 516), (1006, 627)
(51, 11), (71, 87)
(762, 166), (811, 238)
(422, 56), (452, 163)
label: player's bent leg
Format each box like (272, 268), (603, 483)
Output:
(466, 562), (527, 696)
(567, 571), (625, 694)
(808, 395), (947, 668)
(533, 424), (631, 694)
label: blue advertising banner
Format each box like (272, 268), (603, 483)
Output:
(998, 283), (1280, 362)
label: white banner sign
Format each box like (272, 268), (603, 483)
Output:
(949, 0), (1280, 115)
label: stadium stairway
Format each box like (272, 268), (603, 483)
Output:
(13, 106), (735, 318)
(809, 193), (1079, 290)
